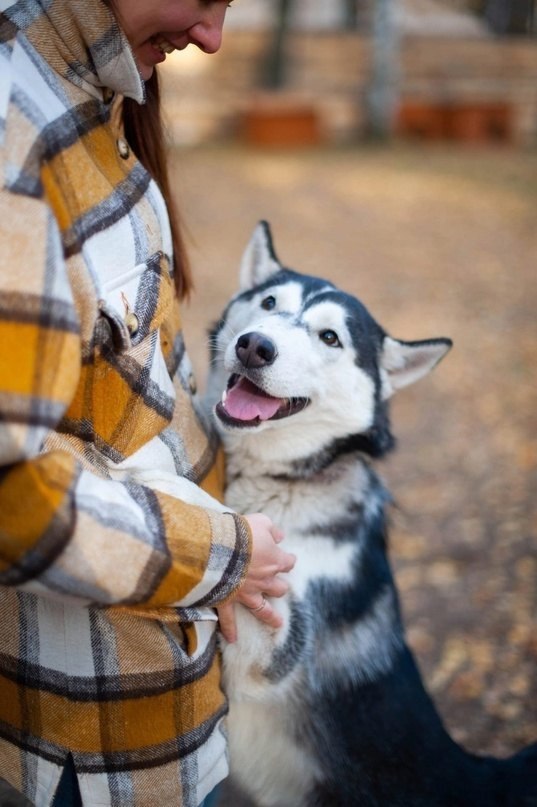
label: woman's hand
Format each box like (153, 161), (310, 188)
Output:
(217, 513), (296, 643)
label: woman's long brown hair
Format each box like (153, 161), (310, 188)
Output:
(122, 72), (192, 300)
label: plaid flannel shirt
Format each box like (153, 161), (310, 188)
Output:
(0, 1), (251, 804)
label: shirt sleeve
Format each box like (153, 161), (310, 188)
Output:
(0, 186), (251, 610)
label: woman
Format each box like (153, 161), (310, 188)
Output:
(0, 1), (295, 805)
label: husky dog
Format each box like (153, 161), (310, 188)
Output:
(208, 222), (537, 807)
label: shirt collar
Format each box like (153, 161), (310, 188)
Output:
(7, 0), (145, 104)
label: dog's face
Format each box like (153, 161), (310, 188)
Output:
(210, 222), (451, 460)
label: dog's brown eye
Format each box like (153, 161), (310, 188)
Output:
(261, 295), (276, 311)
(320, 330), (341, 347)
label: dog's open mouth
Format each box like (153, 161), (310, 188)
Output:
(215, 374), (310, 428)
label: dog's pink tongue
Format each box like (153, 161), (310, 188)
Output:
(224, 378), (282, 421)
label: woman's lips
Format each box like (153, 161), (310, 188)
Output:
(137, 35), (188, 75)
(152, 35), (176, 54)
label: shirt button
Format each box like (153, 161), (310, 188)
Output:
(103, 87), (115, 104)
(124, 312), (139, 336)
(117, 138), (130, 159)
(120, 291), (138, 336)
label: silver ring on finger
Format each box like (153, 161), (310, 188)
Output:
(249, 596), (267, 614)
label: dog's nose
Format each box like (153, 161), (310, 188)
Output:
(235, 332), (277, 368)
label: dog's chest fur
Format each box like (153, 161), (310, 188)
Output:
(221, 453), (402, 806)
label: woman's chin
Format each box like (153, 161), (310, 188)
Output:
(139, 64), (155, 81)
(134, 44), (166, 81)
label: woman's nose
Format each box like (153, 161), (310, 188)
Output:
(189, 5), (227, 54)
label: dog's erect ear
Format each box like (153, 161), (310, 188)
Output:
(381, 336), (452, 399)
(239, 221), (282, 290)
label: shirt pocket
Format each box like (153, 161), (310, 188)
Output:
(91, 252), (177, 460)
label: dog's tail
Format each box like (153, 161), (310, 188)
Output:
(491, 740), (537, 806)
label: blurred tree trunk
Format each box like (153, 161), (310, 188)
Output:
(365, 0), (400, 139)
(485, 0), (535, 34)
(485, 0), (534, 33)
(343, 0), (359, 29)
(263, 0), (293, 89)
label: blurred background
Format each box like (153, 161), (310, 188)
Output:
(168, 0), (536, 766)
(161, 0), (537, 147)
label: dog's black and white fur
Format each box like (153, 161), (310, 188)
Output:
(208, 222), (537, 807)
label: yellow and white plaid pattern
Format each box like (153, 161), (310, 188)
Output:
(0, 2), (250, 804)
